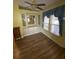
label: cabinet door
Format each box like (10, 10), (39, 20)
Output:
(13, 27), (21, 40)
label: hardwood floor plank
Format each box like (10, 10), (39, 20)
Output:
(14, 32), (65, 59)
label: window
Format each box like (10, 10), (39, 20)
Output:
(27, 15), (35, 24)
(43, 16), (49, 31)
(43, 15), (59, 36)
(21, 14), (26, 26)
(50, 15), (59, 36)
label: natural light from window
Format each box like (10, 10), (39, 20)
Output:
(43, 16), (49, 31)
(50, 15), (59, 36)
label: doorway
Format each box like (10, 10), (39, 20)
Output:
(22, 14), (41, 36)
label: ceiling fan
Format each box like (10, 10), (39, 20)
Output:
(19, 0), (46, 11)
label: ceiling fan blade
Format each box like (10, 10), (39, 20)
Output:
(19, 5), (31, 10)
(19, 5), (26, 10)
(19, 5), (39, 11)
(36, 7), (43, 10)
(24, 1), (33, 5)
(36, 4), (46, 6)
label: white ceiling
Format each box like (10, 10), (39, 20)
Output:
(18, 0), (59, 9)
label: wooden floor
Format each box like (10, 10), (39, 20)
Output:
(13, 32), (65, 59)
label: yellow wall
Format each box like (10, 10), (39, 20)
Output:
(13, 0), (40, 37)
(13, 0), (23, 36)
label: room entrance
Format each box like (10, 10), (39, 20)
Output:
(22, 14), (41, 36)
